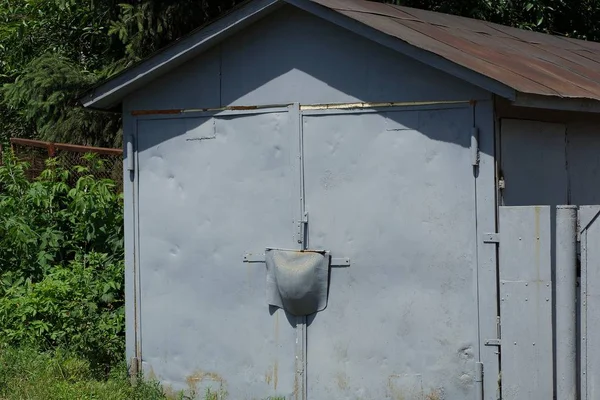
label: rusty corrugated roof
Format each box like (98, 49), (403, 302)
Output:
(314, 0), (600, 101)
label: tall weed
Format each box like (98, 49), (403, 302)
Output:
(0, 347), (174, 400)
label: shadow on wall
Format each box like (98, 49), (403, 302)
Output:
(127, 5), (488, 114)
(135, 104), (480, 155)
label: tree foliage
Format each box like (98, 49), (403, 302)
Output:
(384, 0), (600, 40)
(1, 0), (600, 145)
(0, 0), (243, 146)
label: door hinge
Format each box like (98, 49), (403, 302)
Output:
(475, 362), (484, 400)
(127, 135), (135, 172)
(482, 233), (499, 244)
(476, 362), (484, 382)
(471, 127), (480, 166)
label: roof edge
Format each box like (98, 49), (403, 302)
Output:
(80, 0), (283, 110)
(513, 93), (600, 114)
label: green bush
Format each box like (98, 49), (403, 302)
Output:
(0, 152), (123, 283)
(0, 253), (125, 369)
(0, 152), (125, 370)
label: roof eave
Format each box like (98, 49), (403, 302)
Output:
(80, 0), (284, 110)
(513, 93), (600, 113)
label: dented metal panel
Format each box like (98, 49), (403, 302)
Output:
(302, 106), (479, 398)
(498, 206), (553, 400)
(136, 109), (297, 398)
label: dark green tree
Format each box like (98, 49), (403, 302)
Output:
(0, 0), (243, 147)
(383, 0), (600, 41)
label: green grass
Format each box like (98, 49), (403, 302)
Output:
(0, 347), (185, 400)
(0, 347), (289, 400)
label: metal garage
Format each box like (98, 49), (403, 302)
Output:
(82, 1), (600, 399)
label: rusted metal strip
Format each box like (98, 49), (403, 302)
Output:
(11, 137), (55, 156)
(131, 103), (292, 116)
(300, 100), (472, 110)
(131, 100), (472, 116)
(10, 137), (122, 156)
(10, 137), (53, 149)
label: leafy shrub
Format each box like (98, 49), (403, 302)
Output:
(0, 152), (125, 370)
(0, 254), (124, 369)
(0, 152), (123, 283)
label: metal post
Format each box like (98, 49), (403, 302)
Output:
(555, 205), (577, 400)
(293, 102), (307, 400)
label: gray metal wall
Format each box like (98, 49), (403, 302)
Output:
(497, 102), (600, 400)
(497, 101), (600, 206)
(497, 206), (579, 400)
(123, 5), (489, 113)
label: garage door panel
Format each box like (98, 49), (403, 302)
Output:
(137, 112), (296, 398)
(303, 108), (479, 399)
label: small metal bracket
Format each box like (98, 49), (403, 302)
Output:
(243, 253), (265, 263)
(331, 257), (351, 267)
(498, 178), (505, 190)
(298, 212), (309, 246)
(484, 339), (501, 347)
(243, 252), (350, 267)
(483, 233), (500, 244)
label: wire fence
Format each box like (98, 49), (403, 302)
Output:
(5, 138), (123, 191)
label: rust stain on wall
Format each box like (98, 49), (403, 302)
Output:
(265, 368), (272, 386)
(263, 362), (278, 390)
(186, 370), (224, 385)
(185, 370), (227, 395)
(387, 374), (426, 400)
(335, 371), (349, 390)
(273, 361), (279, 391)
(293, 371), (299, 400)
(425, 389), (443, 400)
